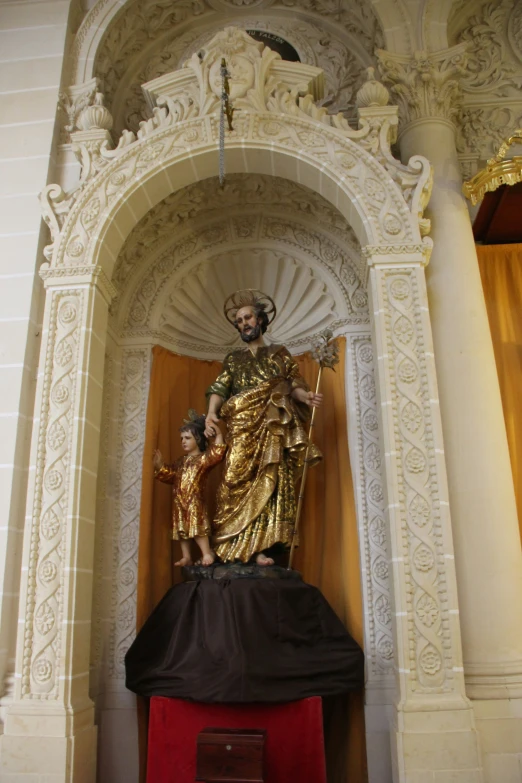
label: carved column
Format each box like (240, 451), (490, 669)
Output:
(378, 49), (522, 703)
(0, 267), (114, 782)
(366, 246), (482, 782)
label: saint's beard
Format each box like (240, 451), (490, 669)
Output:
(240, 323), (262, 343)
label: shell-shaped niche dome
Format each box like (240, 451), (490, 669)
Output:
(155, 249), (338, 352)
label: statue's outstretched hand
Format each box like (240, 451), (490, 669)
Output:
(153, 449), (163, 472)
(205, 412), (220, 438)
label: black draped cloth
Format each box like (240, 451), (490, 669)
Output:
(125, 568), (364, 703)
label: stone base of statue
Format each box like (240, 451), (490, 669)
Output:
(125, 564), (364, 703)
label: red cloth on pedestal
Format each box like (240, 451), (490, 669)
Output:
(147, 695), (327, 783)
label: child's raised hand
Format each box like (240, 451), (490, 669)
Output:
(153, 449), (164, 472)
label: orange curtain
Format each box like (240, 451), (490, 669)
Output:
(137, 341), (366, 783)
(294, 345), (367, 783)
(137, 346), (223, 626)
(477, 244), (522, 542)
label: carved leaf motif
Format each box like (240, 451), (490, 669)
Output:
(35, 602), (56, 635)
(47, 422), (66, 450)
(409, 494), (431, 528)
(375, 594), (391, 625)
(359, 374), (376, 402)
(377, 47), (468, 125)
(369, 516), (386, 546)
(41, 510), (60, 540)
(416, 594), (439, 628)
(401, 401), (422, 434)
(457, 0), (521, 92)
(364, 443), (381, 471)
(394, 315), (414, 345)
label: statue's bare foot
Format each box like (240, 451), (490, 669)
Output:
(201, 552), (215, 567)
(174, 556), (193, 567)
(255, 553), (274, 567)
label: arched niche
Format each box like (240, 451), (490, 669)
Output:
(9, 27), (476, 783)
(109, 173), (368, 356)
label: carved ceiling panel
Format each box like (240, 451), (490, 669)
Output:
(111, 174), (367, 357)
(91, 0), (383, 134)
(447, 0), (522, 177)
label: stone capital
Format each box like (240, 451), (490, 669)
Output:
(39, 263), (117, 305)
(363, 241), (433, 268)
(376, 45), (469, 130)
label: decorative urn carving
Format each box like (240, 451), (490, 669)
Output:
(356, 67), (390, 108)
(77, 92), (114, 131)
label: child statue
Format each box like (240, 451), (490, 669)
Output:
(152, 411), (226, 567)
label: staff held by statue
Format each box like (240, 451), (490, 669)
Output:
(288, 329), (340, 570)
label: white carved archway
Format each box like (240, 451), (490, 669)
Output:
(3, 26), (481, 783)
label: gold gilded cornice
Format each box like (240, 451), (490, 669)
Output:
(463, 130), (522, 205)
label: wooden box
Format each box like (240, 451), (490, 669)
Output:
(196, 727), (266, 783)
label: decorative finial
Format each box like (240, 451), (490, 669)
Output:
(356, 67), (390, 108)
(310, 329), (340, 370)
(76, 92), (113, 132)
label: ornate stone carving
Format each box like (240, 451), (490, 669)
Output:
(86, 0), (383, 116)
(22, 291), (83, 698)
(348, 335), (393, 677)
(90, 352), (114, 680)
(77, 92), (114, 131)
(356, 67), (390, 108)
(375, 267), (455, 691)
(446, 0), (522, 179)
(457, 104), (522, 168)
(50, 113), (424, 268)
(377, 46), (469, 126)
(457, 0), (522, 94)
(117, 16), (369, 135)
(58, 78), (98, 140)
(109, 350), (150, 677)
(39, 265), (118, 305)
(43, 28), (431, 274)
(508, 2), (522, 63)
(40, 185), (78, 262)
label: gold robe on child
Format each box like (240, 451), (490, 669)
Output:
(154, 443), (226, 539)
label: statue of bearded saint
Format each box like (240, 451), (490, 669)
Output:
(205, 290), (323, 566)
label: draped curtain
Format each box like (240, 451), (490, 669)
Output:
(477, 244), (522, 542)
(137, 341), (367, 783)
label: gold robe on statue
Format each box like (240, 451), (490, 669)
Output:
(207, 344), (321, 562)
(154, 443), (226, 540)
